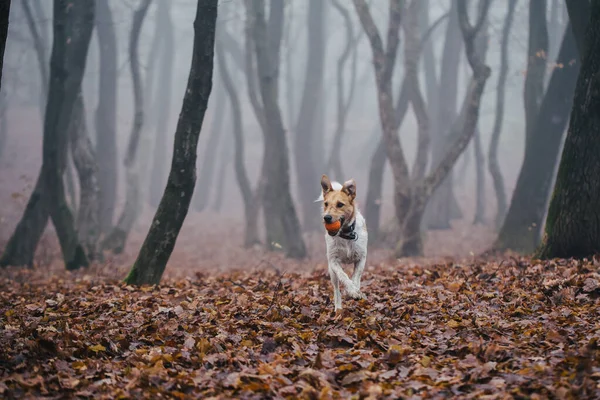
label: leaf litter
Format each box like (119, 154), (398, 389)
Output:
(1, 256), (600, 398)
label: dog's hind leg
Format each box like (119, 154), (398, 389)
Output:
(352, 258), (366, 291)
(328, 266), (342, 310)
(329, 261), (365, 300)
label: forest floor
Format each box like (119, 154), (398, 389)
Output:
(1, 230), (600, 398)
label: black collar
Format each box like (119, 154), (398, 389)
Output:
(338, 220), (358, 241)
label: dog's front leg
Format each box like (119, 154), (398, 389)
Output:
(328, 261), (365, 300)
(328, 266), (342, 310)
(352, 257), (366, 291)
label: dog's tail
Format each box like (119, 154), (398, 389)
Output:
(314, 181), (343, 202)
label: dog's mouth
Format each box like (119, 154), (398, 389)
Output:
(325, 216), (345, 236)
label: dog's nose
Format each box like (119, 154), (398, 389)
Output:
(324, 215), (333, 223)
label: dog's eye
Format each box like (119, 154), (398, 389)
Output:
(324, 202), (329, 207)
(337, 202), (344, 208)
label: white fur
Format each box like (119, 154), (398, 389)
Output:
(317, 181), (368, 311)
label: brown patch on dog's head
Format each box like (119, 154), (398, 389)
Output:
(321, 174), (356, 234)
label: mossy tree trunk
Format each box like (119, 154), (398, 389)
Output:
(537, 2), (600, 259)
(124, 0), (218, 286)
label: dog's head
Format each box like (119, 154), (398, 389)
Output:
(320, 174), (356, 236)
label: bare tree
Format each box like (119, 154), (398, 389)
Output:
(193, 86), (226, 212)
(125, 0), (218, 285)
(496, 15), (585, 253)
(294, 0), (326, 231)
(354, 0), (491, 256)
(425, 0), (464, 230)
(328, 0), (360, 179)
(537, 1), (600, 259)
(488, 0), (518, 229)
(95, 0), (119, 235)
(148, 0), (175, 208)
(247, 0), (306, 258)
(216, 26), (261, 246)
(102, 0), (152, 254)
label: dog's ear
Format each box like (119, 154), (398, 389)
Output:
(321, 174), (332, 194)
(342, 179), (356, 200)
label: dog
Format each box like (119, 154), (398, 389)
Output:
(316, 174), (367, 311)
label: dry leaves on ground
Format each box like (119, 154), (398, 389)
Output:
(1, 256), (600, 398)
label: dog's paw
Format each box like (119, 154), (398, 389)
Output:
(346, 288), (367, 301)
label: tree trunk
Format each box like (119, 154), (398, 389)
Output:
(125, 0), (217, 286)
(363, 133), (386, 244)
(537, 2), (600, 259)
(473, 128), (485, 225)
(94, 0), (119, 236)
(102, 0), (151, 254)
(0, 92), (6, 160)
(0, 0), (10, 93)
(294, 0), (326, 231)
(425, 0), (464, 230)
(495, 22), (582, 253)
(70, 93), (100, 260)
(216, 30), (261, 247)
(42, 0), (94, 270)
(192, 85), (226, 212)
(148, 0), (174, 208)
(524, 0), (549, 144)
(328, 0), (359, 180)
(211, 126), (232, 213)
(488, 0), (517, 230)
(249, 0), (306, 258)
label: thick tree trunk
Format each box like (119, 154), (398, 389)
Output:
(216, 31), (261, 246)
(95, 0), (118, 235)
(42, 0), (94, 270)
(537, 2), (600, 259)
(0, 0), (10, 93)
(102, 0), (151, 254)
(489, 0), (517, 229)
(363, 133), (386, 244)
(211, 127), (232, 213)
(496, 22), (582, 253)
(69, 93), (100, 260)
(193, 86), (226, 212)
(524, 0), (549, 143)
(148, 0), (174, 208)
(249, 0), (306, 258)
(125, 0), (217, 286)
(425, 0), (464, 230)
(294, 0), (326, 231)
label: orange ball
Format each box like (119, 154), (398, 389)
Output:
(325, 220), (341, 232)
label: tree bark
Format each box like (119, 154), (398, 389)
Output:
(425, 0), (464, 230)
(94, 0), (119, 235)
(495, 21), (582, 253)
(537, 1), (600, 259)
(211, 125), (232, 213)
(248, 0), (306, 258)
(216, 29), (261, 246)
(524, 0), (549, 144)
(148, 0), (174, 208)
(328, 0), (359, 180)
(102, 0), (151, 254)
(43, 0), (95, 270)
(488, 0), (517, 229)
(193, 85), (225, 212)
(294, 0), (326, 231)
(125, 0), (217, 285)
(69, 93), (100, 260)
(473, 128), (485, 225)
